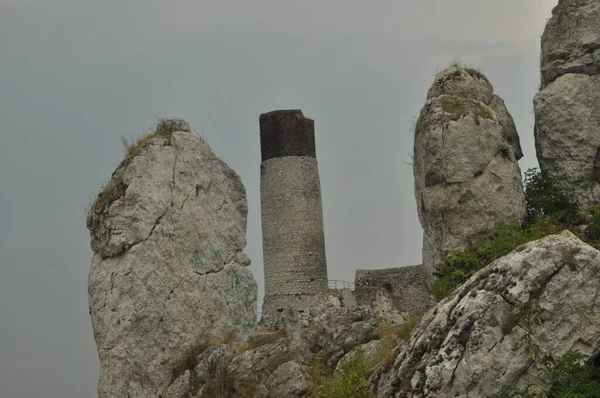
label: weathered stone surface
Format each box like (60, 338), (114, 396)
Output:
(87, 122), (258, 398)
(355, 265), (433, 313)
(540, 0), (600, 87)
(166, 291), (410, 397)
(426, 67), (493, 104)
(534, 0), (600, 210)
(193, 345), (233, 386)
(226, 334), (301, 395)
(265, 360), (311, 397)
(334, 340), (382, 376)
(371, 231), (600, 397)
(534, 75), (600, 208)
(162, 370), (191, 398)
(490, 95), (523, 160)
(260, 110), (329, 326)
(414, 66), (526, 285)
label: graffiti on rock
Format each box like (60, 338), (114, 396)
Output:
(223, 269), (258, 327)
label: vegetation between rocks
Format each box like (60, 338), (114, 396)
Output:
(430, 168), (600, 397)
(308, 312), (423, 398)
(309, 347), (376, 398)
(500, 351), (600, 398)
(429, 168), (597, 301)
(376, 311), (424, 367)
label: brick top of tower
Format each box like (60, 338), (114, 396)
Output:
(259, 109), (316, 162)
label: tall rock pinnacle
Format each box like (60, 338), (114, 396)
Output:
(413, 67), (526, 285)
(534, 0), (600, 210)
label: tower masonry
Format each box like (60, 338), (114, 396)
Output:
(259, 109), (328, 324)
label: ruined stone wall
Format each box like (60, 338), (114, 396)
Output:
(355, 265), (432, 313)
(260, 110), (328, 324)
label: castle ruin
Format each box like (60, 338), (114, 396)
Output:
(259, 110), (329, 324)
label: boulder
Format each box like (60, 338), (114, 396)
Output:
(86, 120), (258, 398)
(265, 360), (311, 397)
(370, 230), (600, 397)
(534, 0), (600, 210)
(414, 66), (526, 285)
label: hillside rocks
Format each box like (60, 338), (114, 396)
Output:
(86, 120), (258, 398)
(534, 0), (600, 210)
(370, 230), (600, 397)
(164, 293), (410, 397)
(414, 66), (526, 285)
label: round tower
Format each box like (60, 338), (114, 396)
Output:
(259, 109), (328, 323)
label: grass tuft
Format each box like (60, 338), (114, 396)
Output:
(88, 119), (189, 221)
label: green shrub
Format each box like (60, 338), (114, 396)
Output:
(310, 347), (376, 398)
(523, 168), (577, 226)
(430, 217), (562, 301)
(500, 351), (600, 398)
(428, 167), (600, 397)
(430, 168), (589, 301)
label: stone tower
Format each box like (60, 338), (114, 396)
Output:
(259, 109), (328, 323)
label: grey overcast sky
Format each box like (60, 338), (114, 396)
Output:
(0, 1), (557, 396)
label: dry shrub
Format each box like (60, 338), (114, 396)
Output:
(376, 311), (424, 365)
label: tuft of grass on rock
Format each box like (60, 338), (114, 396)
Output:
(88, 119), (188, 219)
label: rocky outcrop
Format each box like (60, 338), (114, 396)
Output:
(534, 0), (600, 210)
(370, 230), (600, 397)
(164, 293), (410, 397)
(86, 120), (258, 398)
(414, 66), (526, 285)
(334, 340), (382, 376)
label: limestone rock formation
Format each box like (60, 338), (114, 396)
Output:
(414, 66), (526, 285)
(86, 120), (258, 398)
(534, 0), (600, 210)
(370, 230), (600, 397)
(164, 292), (410, 397)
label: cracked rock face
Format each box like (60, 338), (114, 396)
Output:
(414, 67), (526, 285)
(370, 231), (600, 397)
(87, 124), (258, 398)
(534, 0), (600, 210)
(164, 292), (409, 397)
